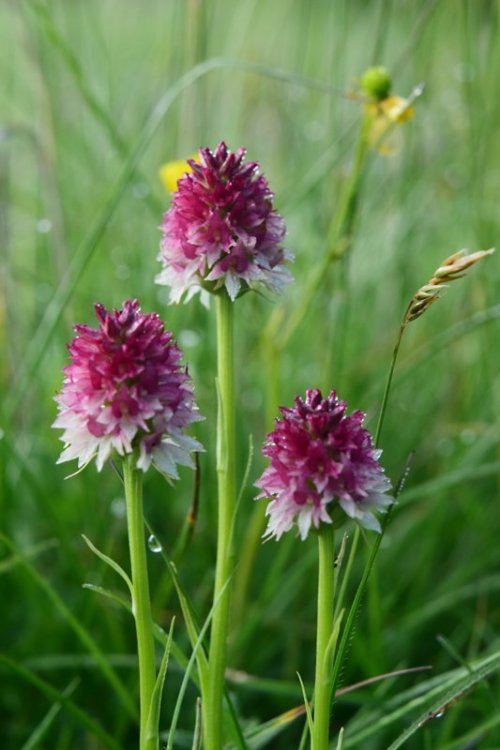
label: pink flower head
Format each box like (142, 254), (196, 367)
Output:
(255, 389), (392, 541)
(53, 299), (202, 475)
(156, 141), (293, 303)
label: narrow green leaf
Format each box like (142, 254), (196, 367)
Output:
(145, 618), (175, 744)
(166, 577), (231, 750)
(244, 703), (306, 749)
(296, 672), (313, 738)
(236, 434), (254, 510)
(82, 583), (131, 611)
(191, 698), (203, 750)
(145, 521), (208, 685)
(81, 535), (133, 597)
(325, 608), (344, 674)
(146, 522), (248, 750)
(84, 579), (195, 689)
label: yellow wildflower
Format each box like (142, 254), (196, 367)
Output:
(359, 66), (422, 155)
(366, 96), (415, 154)
(159, 153), (198, 193)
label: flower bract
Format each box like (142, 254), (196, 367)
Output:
(156, 141), (293, 303)
(53, 299), (202, 475)
(255, 389), (392, 541)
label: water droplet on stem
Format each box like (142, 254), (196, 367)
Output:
(147, 534), (162, 553)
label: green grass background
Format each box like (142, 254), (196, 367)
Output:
(1, 0), (500, 747)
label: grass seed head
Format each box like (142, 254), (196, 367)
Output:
(404, 248), (495, 324)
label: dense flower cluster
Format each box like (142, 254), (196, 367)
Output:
(53, 299), (202, 474)
(255, 389), (392, 540)
(157, 141), (293, 303)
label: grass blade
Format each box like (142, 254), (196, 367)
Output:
(0, 656), (120, 750)
(20, 678), (79, 750)
(386, 649), (500, 749)
(145, 618), (175, 745)
(0, 532), (137, 721)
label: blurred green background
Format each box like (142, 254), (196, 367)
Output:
(1, 0), (499, 747)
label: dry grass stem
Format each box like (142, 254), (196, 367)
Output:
(404, 248), (495, 324)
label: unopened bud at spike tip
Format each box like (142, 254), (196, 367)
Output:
(361, 66), (392, 101)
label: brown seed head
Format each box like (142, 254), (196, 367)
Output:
(404, 248), (495, 324)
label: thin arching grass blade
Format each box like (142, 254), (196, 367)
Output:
(20, 678), (79, 750)
(81, 534), (133, 598)
(0, 656), (120, 750)
(387, 649), (500, 749)
(0, 533), (137, 721)
(341, 649), (500, 748)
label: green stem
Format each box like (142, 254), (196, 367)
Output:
(325, 110), (371, 251)
(329, 315), (410, 709)
(334, 527), (359, 621)
(375, 322), (406, 447)
(123, 455), (157, 750)
(312, 526), (335, 750)
(204, 293), (236, 750)
(279, 110), (371, 350)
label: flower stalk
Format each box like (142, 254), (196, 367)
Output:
(376, 248), (494, 445)
(123, 454), (157, 750)
(204, 292), (236, 750)
(312, 525), (336, 750)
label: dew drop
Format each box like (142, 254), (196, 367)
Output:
(179, 329), (200, 348)
(115, 264), (130, 281)
(111, 497), (126, 519)
(36, 218), (52, 233)
(133, 182), (150, 199)
(147, 534), (162, 553)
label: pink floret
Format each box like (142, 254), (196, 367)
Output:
(53, 299), (202, 474)
(255, 389), (392, 540)
(156, 141), (293, 303)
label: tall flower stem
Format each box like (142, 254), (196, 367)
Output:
(312, 525), (336, 750)
(123, 455), (157, 750)
(204, 292), (236, 750)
